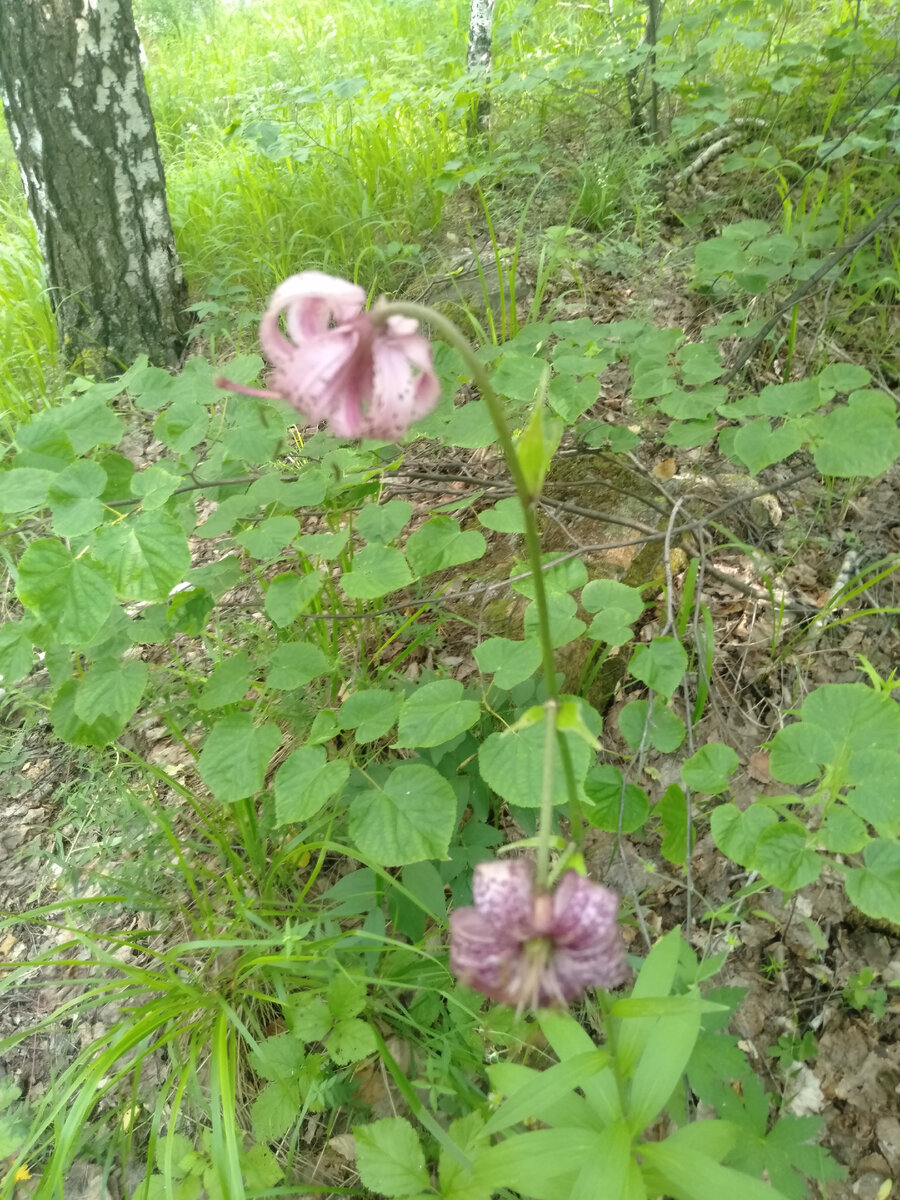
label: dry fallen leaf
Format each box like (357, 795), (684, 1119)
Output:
(747, 751), (771, 784)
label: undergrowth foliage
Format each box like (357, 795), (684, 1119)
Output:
(1, 271), (897, 1197)
(1, 0), (899, 1197)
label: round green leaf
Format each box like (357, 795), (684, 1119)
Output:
(195, 493), (257, 539)
(307, 708), (340, 745)
(74, 657), (147, 724)
(356, 499), (413, 543)
(478, 707), (595, 808)
(50, 678), (128, 747)
(395, 679), (480, 748)
(629, 638), (688, 700)
(583, 765), (650, 833)
(771, 684), (900, 787)
(710, 803), (778, 869)
(16, 539), (115, 646)
(817, 363), (871, 394)
(664, 417), (718, 448)
(327, 975), (366, 1020)
(818, 806), (869, 854)
(251, 1081), (300, 1144)
(756, 379), (820, 417)
(512, 554), (588, 599)
(295, 528), (349, 560)
(843, 784), (900, 838)
(812, 395), (900, 477)
(235, 515), (301, 559)
(131, 463), (181, 510)
(264, 571), (325, 627)
(677, 342), (725, 386)
(266, 642), (333, 689)
(197, 652), (254, 712)
(618, 700), (685, 753)
(247, 466), (327, 509)
(405, 516), (486, 578)
(339, 689), (403, 743)
(442, 402), (498, 448)
(92, 510), (191, 601)
(680, 743), (739, 794)
(274, 746), (350, 825)
(768, 721), (834, 785)
(844, 840), (900, 925)
(548, 374), (598, 421)
(524, 592), (586, 648)
(14, 423), (75, 473)
(289, 994), (332, 1042)
(52, 389), (124, 452)
(732, 418), (805, 475)
(0, 621), (35, 685)
(473, 637), (541, 690)
(222, 399), (287, 465)
(477, 498), (526, 533)
(197, 715), (283, 803)
(0, 468), (55, 513)
(754, 823), (821, 892)
(348, 763), (456, 866)
(340, 544), (412, 599)
(802, 683), (900, 752)
(581, 579), (644, 620)
(586, 610), (636, 646)
(658, 385), (725, 420)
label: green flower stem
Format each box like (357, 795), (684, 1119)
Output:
(537, 697), (558, 888)
(382, 302), (582, 880)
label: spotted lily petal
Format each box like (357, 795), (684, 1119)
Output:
(471, 859), (537, 941)
(449, 908), (521, 1001)
(449, 859), (627, 1011)
(550, 871), (621, 946)
(241, 271), (439, 440)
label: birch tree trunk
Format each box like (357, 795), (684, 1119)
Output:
(467, 0), (496, 139)
(0, 0), (188, 375)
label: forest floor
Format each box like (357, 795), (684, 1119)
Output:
(2, 209), (900, 1200)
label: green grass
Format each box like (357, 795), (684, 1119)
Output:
(0, 743), (497, 1198)
(0, 194), (57, 436)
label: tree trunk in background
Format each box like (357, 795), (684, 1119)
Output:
(466, 0), (496, 139)
(645, 0), (661, 139)
(625, 0), (662, 140)
(0, 0), (188, 376)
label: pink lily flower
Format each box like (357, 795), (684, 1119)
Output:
(216, 271), (440, 440)
(450, 859), (627, 1011)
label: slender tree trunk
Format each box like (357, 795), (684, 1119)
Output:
(466, 0), (496, 140)
(646, 0), (661, 139)
(0, 0), (188, 376)
(625, 0), (663, 140)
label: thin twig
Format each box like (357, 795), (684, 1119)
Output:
(721, 193), (900, 383)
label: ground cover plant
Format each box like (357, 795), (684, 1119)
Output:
(1, 0), (899, 1197)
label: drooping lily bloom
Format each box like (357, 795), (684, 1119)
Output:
(216, 271), (440, 440)
(450, 859), (626, 1011)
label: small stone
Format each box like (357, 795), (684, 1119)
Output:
(852, 1171), (889, 1200)
(876, 1115), (900, 1172)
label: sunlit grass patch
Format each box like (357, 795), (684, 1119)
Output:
(0, 194), (58, 433)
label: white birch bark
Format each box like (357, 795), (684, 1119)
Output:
(0, 0), (188, 373)
(467, 0), (496, 76)
(467, 0), (496, 135)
